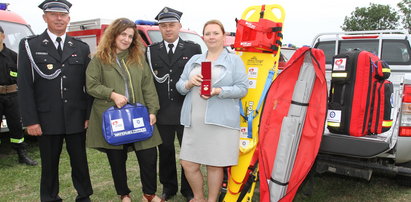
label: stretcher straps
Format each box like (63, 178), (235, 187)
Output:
(272, 27), (282, 32)
(271, 33), (283, 52)
(236, 19), (282, 33)
(270, 177), (289, 186)
(234, 18), (283, 52)
(247, 113), (253, 139)
(226, 160), (259, 196)
(260, 4), (266, 19)
(240, 70), (275, 138)
(237, 161), (259, 201)
(291, 100), (309, 106)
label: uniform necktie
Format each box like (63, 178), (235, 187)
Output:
(168, 43), (174, 61)
(56, 37), (63, 56)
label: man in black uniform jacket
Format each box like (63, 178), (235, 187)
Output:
(146, 7), (202, 202)
(0, 26), (37, 166)
(17, 0), (93, 201)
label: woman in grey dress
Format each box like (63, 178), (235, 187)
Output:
(176, 20), (248, 202)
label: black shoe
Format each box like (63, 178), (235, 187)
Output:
(13, 143), (37, 166)
(184, 194), (194, 202)
(161, 192), (176, 201)
(19, 155), (38, 166)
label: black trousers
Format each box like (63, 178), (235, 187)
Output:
(38, 132), (93, 202)
(106, 146), (157, 196)
(0, 93), (24, 142)
(157, 124), (192, 196)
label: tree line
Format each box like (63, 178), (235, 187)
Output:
(342, 0), (411, 32)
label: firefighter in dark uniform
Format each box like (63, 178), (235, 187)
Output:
(0, 26), (37, 166)
(146, 7), (202, 202)
(17, 0), (93, 201)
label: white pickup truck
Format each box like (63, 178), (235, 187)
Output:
(311, 30), (411, 185)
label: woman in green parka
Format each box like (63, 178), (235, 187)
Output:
(85, 18), (163, 202)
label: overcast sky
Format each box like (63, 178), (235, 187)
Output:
(6, 0), (403, 46)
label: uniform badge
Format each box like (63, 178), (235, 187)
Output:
(35, 52), (48, 55)
(183, 57), (188, 60)
(42, 39), (49, 45)
(47, 64), (53, 70)
(68, 41), (73, 46)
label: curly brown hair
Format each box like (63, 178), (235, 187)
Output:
(96, 18), (145, 66)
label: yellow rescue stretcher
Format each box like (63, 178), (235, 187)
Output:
(221, 4), (285, 202)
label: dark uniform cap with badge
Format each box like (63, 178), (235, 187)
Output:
(155, 7), (183, 24)
(38, 0), (72, 13)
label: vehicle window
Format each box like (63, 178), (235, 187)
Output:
(317, 40), (379, 64)
(281, 49), (296, 61)
(147, 30), (162, 44)
(339, 40), (379, 56)
(315, 41), (335, 64)
(382, 40), (411, 65)
(148, 30), (207, 53)
(0, 21), (33, 53)
(316, 38), (411, 66)
(138, 30), (149, 46)
(179, 32), (207, 53)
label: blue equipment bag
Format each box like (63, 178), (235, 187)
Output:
(102, 103), (153, 145)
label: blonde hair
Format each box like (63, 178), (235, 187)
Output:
(202, 19), (226, 35)
(96, 18), (145, 66)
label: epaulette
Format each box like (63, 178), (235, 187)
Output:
(72, 37), (88, 45)
(149, 41), (162, 47)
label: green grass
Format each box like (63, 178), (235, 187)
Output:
(1, 137), (411, 201)
(0, 136), (191, 202)
(294, 173), (411, 202)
